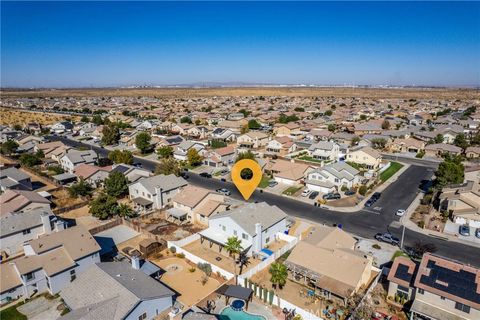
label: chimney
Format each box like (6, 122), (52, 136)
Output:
(154, 185), (163, 209)
(55, 220), (65, 232)
(40, 212), (52, 234)
(131, 255), (141, 270)
(254, 223), (262, 253)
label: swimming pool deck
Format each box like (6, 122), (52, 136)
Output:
(212, 297), (276, 319)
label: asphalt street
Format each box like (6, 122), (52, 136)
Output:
(50, 136), (480, 267)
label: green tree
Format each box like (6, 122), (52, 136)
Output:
(81, 115), (90, 123)
(92, 114), (104, 125)
(0, 140), (19, 155)
(434, 134), (444, 144)
(371, 138), (387, 150)
(104, 171), (129, 197)
(351, 136), (360, 146)
(358, 185), (368, 196)
(115, 203), (136, 218)
(294, 107), (305, 112)
(453, 133), (468, 150)
(327, 124), (336, 132)
(381, 119), (391, 130)
(101, 124), (120, 145)
(435, 156), (464, 188)
(135, 132), (152, 154)
(89, 193), (119, 220)
(278, 114), (299, 123)
(68, 178), (93, 197)
(155, 157), (181, 176)
(225, 236), (243, 283)
(359, 114), (367, 120)
(19, 153), (41, 167)
(269, 262), (288, 289)
(248, 119), (261, 129)
(235, 151), (255, 163)
(209, 139), (227, 149)
(324, 110), (333, 117)
(187, 148), (204, 167)
(180, 116), (192, 124)
(238, 109), (251, 117)
(35, 149), (44, 159)
(108, 150), (134, 165)
(156, 146), (174, 159)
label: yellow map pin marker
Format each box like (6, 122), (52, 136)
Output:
(231, 159), (262, 200)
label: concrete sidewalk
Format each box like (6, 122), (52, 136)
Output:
(281, 162), (412, 213)
(400, 193), (480, 249)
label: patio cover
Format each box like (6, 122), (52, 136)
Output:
(199, 227), (252, 249)
(52, 173), (77, 182)
(411, 299), (465, 320)
(132, 197), (153, 206)
(216, 284), (253, 301)
(166, 207), (188, 219)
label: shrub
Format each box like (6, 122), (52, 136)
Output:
(197, 262), (212, 276)
(417, 221), (425, 228)
(359, 185), (368, 196)
(169, 246), (177, 254)
(341, 185), (348, 192)
(188, 267), (196, 273)
(176, 253), (185, 259)
(372, 244), (381, 250)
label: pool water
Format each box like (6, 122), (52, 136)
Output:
(219, 307), (267, 320)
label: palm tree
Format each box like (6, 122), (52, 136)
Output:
(237, 252), (250, 274)
(224, 236), (243, 283)
(269, 262), (288, 290)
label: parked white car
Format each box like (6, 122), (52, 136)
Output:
(301, 189), (312, 197)
(396, 209), (406, 216)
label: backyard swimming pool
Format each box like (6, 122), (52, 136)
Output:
(219, 307), (267, 320)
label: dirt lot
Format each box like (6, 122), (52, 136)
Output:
(2, 87), (477, 99)
(51, 188), (88, 208)
(410, 204), (445, 232)
(0, 108), (79, 126)
(20, 168), (58, 192)
(59, 204), (108, 230)
(152, 256), (224, 308)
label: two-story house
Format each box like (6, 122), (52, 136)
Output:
(236, 132), (269, 150)
(0, 167), (32, 192)
(0, 225), (101, 303)
(128, 174), (188, 213)
(173, 141), (206, 161)
(346, 146), (382, 169)
(305, 162), (361, 194)
(307, 141), (340, 162)
(199, 202), (287, 257)
(60, 149), (98, 173)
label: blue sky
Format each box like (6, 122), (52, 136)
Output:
(1, 1), (479, 87)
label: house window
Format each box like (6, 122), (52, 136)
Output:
(441, 296), (445, 300)
(265, 237), (270, 243)
(242, 233), (249, 240)
(455, 302), (470, 313)
(396, 285), (409, 299)
(23, 229), (31, 235)
(418, 288), (424, 294)
(234, 230), (237, 236)
(148, 194), (151, 199)
(138, 312), (147, 320)
(70, 269), (76, 282)
(25, 272), (35, 281)
(222, 225), (226, 232)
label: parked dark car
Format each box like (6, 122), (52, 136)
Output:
(323, 193), (341, 200)
(374, 233), (400, 246)
(216, 188), (231, 196)
(199, 172), (212, 178)
(180, 172), (189, 179)
(308, 191), (319, 199)
(344, 190), (356, 196)
(459, 225), (470, 236)
(371, 192), (382, 200)
(365, 199), (374, 207)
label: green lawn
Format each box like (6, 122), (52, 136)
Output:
(258, 175), (272, 188)
(283, 186), (303, 196)
(380, 162), (403, 182)
(0, 304), (27, 320)
(298, 156), (324, 163)
(391, 250), (409, 261)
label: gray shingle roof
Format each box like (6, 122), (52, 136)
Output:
(0, 208), (52, 238)
(211, 202), (287, 236)
(61, 262), (174, 320)
(138, 174), (187, 194)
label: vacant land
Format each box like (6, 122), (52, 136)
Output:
(1, 87), (477, 99)
(0, 108), (79, 126)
